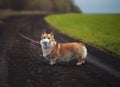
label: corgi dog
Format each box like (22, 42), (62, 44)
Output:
(40, 32), (87, 65)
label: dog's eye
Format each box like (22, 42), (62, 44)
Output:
(43, 37), (45, 39)
(48, 38), (50, 39)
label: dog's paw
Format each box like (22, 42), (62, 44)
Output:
(76, 61), (84, 65)
(50, 60), (56, 65)
(76, 62), (82, 65)
(50, 62), (55, 66)
(82, 60), (85, 64)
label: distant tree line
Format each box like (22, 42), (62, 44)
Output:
(0, 0), (81, 13)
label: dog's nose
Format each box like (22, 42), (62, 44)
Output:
(42, 38), (50, 46)
(43, 41), (48, 46)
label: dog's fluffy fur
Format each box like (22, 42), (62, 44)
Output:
(40, 32), (87, 65)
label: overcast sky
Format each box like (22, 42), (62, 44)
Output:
(74, 0), (120, 13)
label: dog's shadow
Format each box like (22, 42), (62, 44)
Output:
(39, 58), (86, 67)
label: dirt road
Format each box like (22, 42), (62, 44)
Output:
(0, 15), (120, 87)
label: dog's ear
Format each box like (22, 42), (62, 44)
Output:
(43, 29), (46, 34)
(42, 31), (46, 34)
(50, 32), (54, 37)
(41, 31), (46, 39)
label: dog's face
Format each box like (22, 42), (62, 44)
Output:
(40, 32), (55, 47)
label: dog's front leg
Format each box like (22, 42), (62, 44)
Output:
(44, 56), (49, 61)
(50, 57), (57, 65)
(42, 53), (49, 60)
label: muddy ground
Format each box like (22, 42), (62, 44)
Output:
(0, 15), (120, 87)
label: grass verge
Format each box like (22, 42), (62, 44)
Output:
(45, 13), (120, 57)
(0, 10), (48, 19)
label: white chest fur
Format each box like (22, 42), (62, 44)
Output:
(41, 47), (52, 58)
(40, 40), (56, 60)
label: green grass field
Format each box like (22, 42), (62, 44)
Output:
(45, 13), (120, 56)
(0, 14), (9, 19)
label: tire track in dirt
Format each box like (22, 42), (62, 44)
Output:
(0, 15), (120, 87)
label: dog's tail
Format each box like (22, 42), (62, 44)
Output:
(78, 42), (87, 58)
(82, 46), (87, 59)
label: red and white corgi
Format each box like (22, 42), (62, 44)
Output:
(40, 32), (87, 65)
